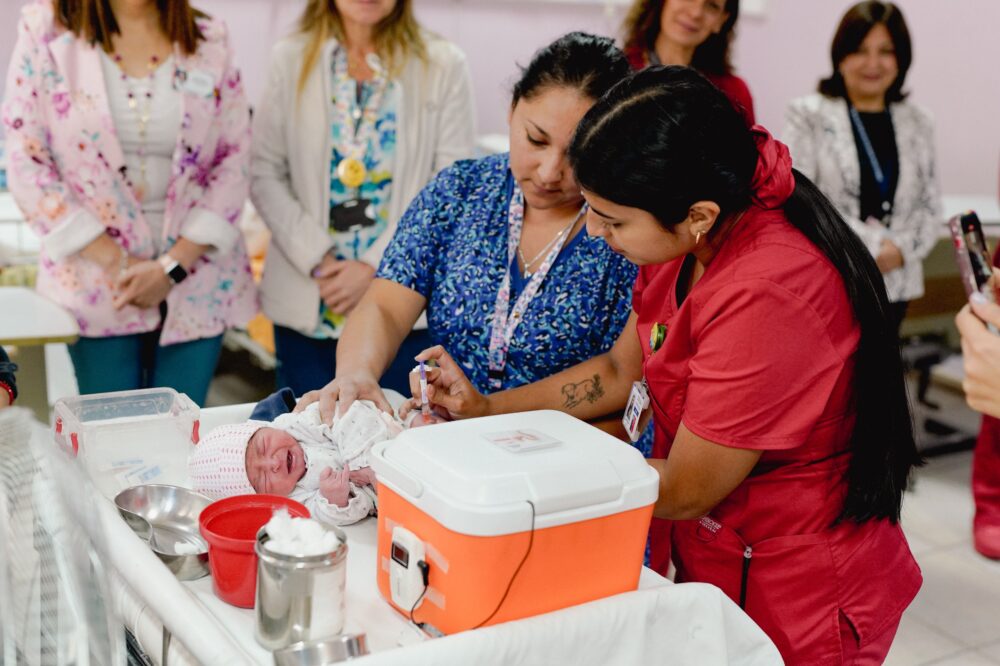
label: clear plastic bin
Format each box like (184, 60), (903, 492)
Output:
(53, 388), (200, 499)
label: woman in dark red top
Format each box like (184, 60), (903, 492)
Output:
(959, 245), (1000, 559)
(410, 67), (922, 664)
(622, 0), (754, 123)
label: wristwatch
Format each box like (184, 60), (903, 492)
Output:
(158, 254), (189, 285)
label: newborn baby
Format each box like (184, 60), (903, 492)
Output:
(189, 401), (407, 526)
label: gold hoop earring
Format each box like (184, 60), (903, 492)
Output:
(695, 230), (704, 245)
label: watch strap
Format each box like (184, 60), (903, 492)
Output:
(158, 255), (188, 285)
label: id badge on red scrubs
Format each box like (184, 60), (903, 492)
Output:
(623, 379), (650, 442)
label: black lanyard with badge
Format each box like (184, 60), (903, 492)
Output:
(623, 322), (666, 442)
(848, 105), (894, 225)
(330, 197), (377, 234)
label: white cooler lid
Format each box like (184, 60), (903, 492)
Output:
(370, 410), (659, 536)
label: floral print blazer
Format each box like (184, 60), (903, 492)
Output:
(2, 2), (257, 344)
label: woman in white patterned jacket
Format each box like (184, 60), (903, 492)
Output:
(783, 1), (941, 335)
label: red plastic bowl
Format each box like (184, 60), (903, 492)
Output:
(199, 494), (309, 608)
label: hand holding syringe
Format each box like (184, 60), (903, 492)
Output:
(418, 361), (433, 424)
(402, 359), (449, 426)
(402, 346), (492, 424)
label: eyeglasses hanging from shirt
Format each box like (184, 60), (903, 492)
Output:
(848, 105), (899, 228)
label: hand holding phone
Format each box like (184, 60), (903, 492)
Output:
(949, 210), (998, 334)
(956, 299), (1000, 416)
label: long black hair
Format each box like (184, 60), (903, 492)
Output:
(570, 66), (920, 524)
(512, 32), (631, 107)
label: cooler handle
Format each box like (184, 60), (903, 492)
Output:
(370, 441), (423, 499)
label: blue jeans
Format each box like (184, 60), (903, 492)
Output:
(68, 332), (223, 407)
(273, 325), (434, 398)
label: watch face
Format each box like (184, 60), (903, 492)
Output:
(167, 263), (188, 284)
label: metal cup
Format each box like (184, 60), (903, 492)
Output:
(254, 525), (349, 650)
(272, 633), (369, 666)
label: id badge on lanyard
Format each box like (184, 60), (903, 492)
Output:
(623, 322), (667, 442)
(623, 379), (650, 442)
(486, 185), (584, 390)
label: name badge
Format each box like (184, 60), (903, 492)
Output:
(623, 379), (650, 443)
(179, 69), (216, 98)
(329, 198), (376, 233)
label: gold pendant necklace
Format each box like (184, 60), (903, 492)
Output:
(336, 157), (367, 189)
(333, 50), (386, 190)
(517, 211), (581, 276)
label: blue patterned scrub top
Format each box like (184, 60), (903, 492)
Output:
(377, 153), (637, 392)
(318, 49), (401, 337)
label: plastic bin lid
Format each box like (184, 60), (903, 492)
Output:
(54, 387), (198, 425)
(370, 410), (659, 537)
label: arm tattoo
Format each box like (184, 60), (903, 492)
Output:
(561, 374), (605, 410)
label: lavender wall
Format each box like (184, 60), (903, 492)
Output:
(3, 0), (998, 195)
(725, 0), (1000, 198)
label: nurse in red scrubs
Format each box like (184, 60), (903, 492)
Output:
(407, 66), (923, 664)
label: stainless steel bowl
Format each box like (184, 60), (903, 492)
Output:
(272, 633), (369, 666)
(114, 484), (213, 580)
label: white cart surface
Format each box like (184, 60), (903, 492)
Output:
(94, 403), (782, 666)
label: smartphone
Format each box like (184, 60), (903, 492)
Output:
(949, 210), (998, 333)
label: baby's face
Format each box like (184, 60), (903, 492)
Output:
(245, 427), (306, 496)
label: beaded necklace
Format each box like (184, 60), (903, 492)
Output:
(111, 53), (161, 202)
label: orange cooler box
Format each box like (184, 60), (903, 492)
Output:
(369, 410), (659, 635)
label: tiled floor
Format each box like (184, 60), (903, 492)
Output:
(204, 343), (275, 407)
(886, 383), (1000, 665)
(888, 449), (1000, 665)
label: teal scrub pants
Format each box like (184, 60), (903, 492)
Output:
(68, 331), (223, 407)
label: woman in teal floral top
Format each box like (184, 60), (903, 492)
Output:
(250, 0), (476, 397)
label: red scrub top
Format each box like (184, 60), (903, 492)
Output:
(634, 204), (922, 663)
(973, 247), (1000, 536)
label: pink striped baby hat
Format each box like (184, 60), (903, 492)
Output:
(189, 421), (267, 500)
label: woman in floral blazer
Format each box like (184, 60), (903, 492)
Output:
(2, 0), (257, 405)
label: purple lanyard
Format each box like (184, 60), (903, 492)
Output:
(486, 184), (584, 390)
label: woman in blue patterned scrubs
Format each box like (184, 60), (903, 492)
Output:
(298, 33), (639, 433)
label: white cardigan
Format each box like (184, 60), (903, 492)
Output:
(250, 33), (476, 333)
(783, 93), (942, 303)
